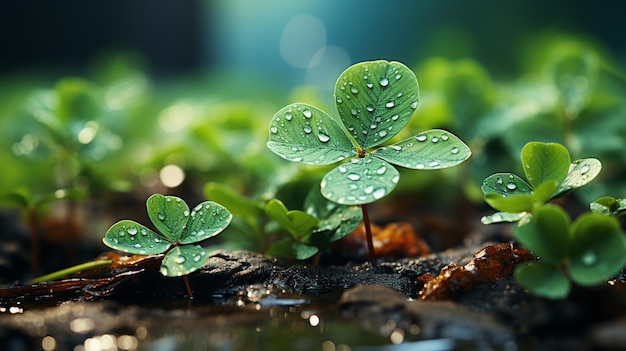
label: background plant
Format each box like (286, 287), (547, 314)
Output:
(480, 141), (626, 299)
(481, 141), (601, 224)
(267, 60), (471, 261)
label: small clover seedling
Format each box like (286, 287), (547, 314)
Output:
(481, 142), (601, 224)
(264, 190), (362, 261)
(513, 204), (626, 299)
(267, 60), (471, 261)
(103, 194), (232, 298)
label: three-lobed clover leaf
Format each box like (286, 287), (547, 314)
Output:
(267, 60), (471, 205)
(103, 194), (232, 277)
(513, 204), (626, 299)
(481, 142), (601, 224)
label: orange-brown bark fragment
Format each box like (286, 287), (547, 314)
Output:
(419, 243), (534, 300)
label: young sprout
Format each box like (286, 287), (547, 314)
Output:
(102, 194), (232, 298)
(267, 60), (471, 261)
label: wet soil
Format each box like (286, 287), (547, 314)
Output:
(1, 238), (626, 351)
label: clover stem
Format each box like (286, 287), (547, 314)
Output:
(183, 275), (193, 300)
(30, 259), (113, 284)
(360, 204), (376, 263)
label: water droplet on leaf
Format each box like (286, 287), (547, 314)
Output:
(386, 101), (395, 108)
(270, 126), (278, 134)
(451, 147), (459, 154)
(303, 109), (312, 118)
(373, 188), (386, 199)
(506, 182), (517, 190)
(285, 112), (293, 121)
(416, 134), (427, 142)
(175, 256), (186, 264)
(347, 173), (361, 181)
(127, 226), (138, 235)
(318, 133), (330, 143)
(379, 78), (389, 87)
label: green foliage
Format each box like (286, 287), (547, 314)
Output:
(204, 183), (362, 260)
(263, 191), (363, 260)
(590, 196), (626, 217)
(513, 205), (626, 299)
(481, 142), (601, 224)
(102, 194), (232, 277)
(267, 60), (471, 206)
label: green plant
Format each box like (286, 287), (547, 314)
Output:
(264, 190), (362, 261)
(514, 204), (626, 299)
(590, 196), (626, 217)
(102, 193), (232, 298)
(481, 141), (601, 224)
(267, 60), (471, 261)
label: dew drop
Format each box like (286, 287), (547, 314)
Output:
(391, 145), (402, 151)
(378, 130), (388, 138)
(318, 133), (330, 143)
(127, 226), (138, 235)
(285, 112), (293, 121)
(350, 87), (358, 94)
(582, 250), (597, 265)
(366, 106), (375, 112)
(392, 175), (400, 183)
(416, 134), (427, 142)
(339, 165), (347, 173)
(303, 109), (312, 118)
(166, 198), (172, 203)
(506, 182), (517, 190)
(366, 82), (373, 89)
(158, 212), (166, 221)
(292, 157), (303, 162)
(376, 166), (387, 175)
(303, 126), (312, 134)
(580, 165), (590, 174)
(351, 108), (358, 116)
(431, 137), (439, 143)
(429, 161), (440, 167)
(183, 210), (189, 217)
(370, 124), (378, 130)
(391, 114), (399, 121)
(336, 96), (343, 103)
(496, 177), (503, 184)
(193, 255), (202, 262)
(441, 134), (449, 141)
(410, 101), (418, 109)
(364, 185), (374, 194)
(134, 243), (142, 249)
(395, 74), (402, 80)
(416, 164), (425, 169)
(175, 256), (186, 264)
(451, 147), (459, 154)
(347, 173), (361, 181)
(118, 229), (125, 237)
(373, 188), (386, 199)
(379, 78), (389, 87)
(386, 101), (395, 108)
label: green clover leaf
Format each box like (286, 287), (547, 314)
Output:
(103, 194), (232, 277)
(267, 60), (471, 205)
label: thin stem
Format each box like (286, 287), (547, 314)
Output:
(183, 275), (193, 300)
(360, 204), (376, 263)
(30, 259), (113, 284)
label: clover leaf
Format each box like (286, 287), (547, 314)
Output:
(481, 142), (601, 224)
(512, 204), (626, 298)
(267, 60), (471, 206)
(590, 196), (626, 217)
(103, 194), (232, 277)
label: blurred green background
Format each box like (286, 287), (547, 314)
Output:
(1, 0), (625, 274)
